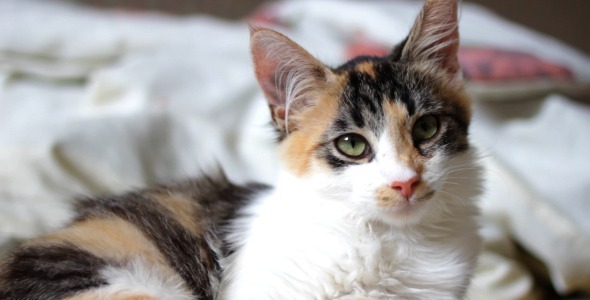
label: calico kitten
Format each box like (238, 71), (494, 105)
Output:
(220, 0), (482, 299)
(0, 0), (482, 299)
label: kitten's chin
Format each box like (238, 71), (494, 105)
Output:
(368, 187), (436, 226)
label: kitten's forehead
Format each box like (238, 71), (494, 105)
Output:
(332, 56), (470, 133)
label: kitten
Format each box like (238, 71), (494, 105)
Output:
(220, 0), (482, 299)
(0, 0), (482, 299)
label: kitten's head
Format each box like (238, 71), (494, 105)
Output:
(251, 0), (480, 226)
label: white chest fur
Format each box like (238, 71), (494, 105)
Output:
(219, 175), (481, 300)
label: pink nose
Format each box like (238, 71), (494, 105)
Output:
(390, 176), (419, 198)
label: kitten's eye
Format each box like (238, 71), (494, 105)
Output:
(412, 115), (438, 142)
(335, 134), (369, 158)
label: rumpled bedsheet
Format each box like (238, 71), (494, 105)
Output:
(1, 0), (589, 298)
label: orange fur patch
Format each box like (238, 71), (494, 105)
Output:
(382, 101), (424, 173)
(279, 75), (346, 176)
(152, 192), (202, 235)
(375, 186), (406, 207)
(32, 217), (188, 297)
(36, 217), (166, 268)
(355, 61), (377, 79)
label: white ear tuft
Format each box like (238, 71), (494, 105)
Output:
(401, 0), (460, 77)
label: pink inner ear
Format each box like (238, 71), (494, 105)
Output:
(252, 40), (284, 107)
(250, 28), (330, 122)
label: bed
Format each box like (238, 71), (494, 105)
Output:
(1, 0), (589, 298)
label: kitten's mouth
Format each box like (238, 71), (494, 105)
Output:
(389, 189), (435, 212)
(377, 189), (435, 212)
(376, 188), (435, 207)
(399, 190), (435, 209)
(413, 190), (435, 202)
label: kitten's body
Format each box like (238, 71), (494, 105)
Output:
(0, 176), (268, 300)
(0, 0), (482, 299)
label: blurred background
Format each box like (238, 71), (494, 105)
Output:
(1, 0), (589, 299)
(71, 0), (590, 55)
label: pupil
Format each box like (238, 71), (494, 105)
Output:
(422, 121), (429, 131)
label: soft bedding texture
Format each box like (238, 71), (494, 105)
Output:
(1, 0), (589, 298)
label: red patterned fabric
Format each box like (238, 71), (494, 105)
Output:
(342, 35), (573, 82)
(344, 34), (390, 59)
(458, 48), (573, 81)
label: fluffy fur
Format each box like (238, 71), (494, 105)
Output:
(72, 259), (193, 300)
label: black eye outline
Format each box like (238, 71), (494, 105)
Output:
(334, 133), (371, 159)
(412, 115), (439, 144)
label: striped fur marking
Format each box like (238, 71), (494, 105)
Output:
(73, 176), (267, 299)
(75, 194), (217, 298)
(0, 244), (107, 300)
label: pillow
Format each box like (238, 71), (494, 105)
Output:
(343, 35), (588, 101)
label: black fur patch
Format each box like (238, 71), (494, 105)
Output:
(0, 244), (107, 300)
(389, 38), (408, 62)
(323, 152), (352, 170)
(335, 56), (418, 121)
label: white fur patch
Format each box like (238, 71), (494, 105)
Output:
(375, 133), (418, 185)
(219, 149), (483, 299)
(92, 259), (193, 300)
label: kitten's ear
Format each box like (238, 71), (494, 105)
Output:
(251, 28), (332, 133)
(398, 0), (461, 77)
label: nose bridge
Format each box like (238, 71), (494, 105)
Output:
(383, 158), (418, 182)
(377, 132), (418, 183)
(381, 99), (416, 167)
(393, 135), (418, 169)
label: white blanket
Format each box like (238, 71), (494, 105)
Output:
(1, 0), (589, 297)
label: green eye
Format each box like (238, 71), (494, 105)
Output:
(335, 134), (369, 158)
(412, 115), (439, 142)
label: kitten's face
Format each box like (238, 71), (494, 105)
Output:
(278, 58), (474, 225)
(251, 0), (479, 225)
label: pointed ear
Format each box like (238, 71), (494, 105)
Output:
(399, 0), (460, 77)
(250, 28), (332, 134)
